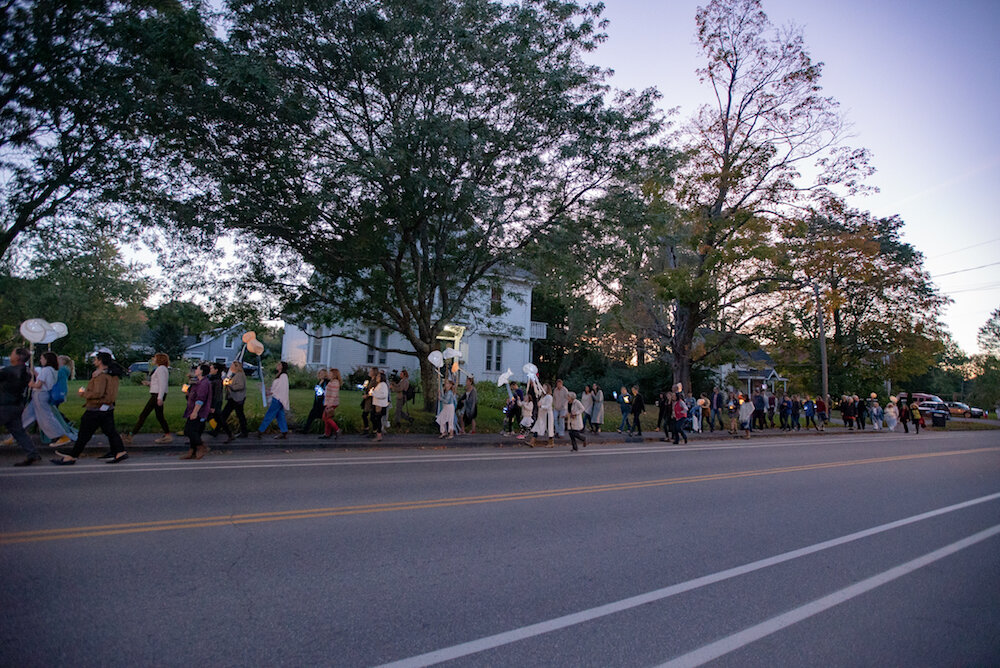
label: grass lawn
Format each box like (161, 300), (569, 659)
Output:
(57, 381), (521, 435)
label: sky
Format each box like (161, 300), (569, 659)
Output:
(584, 0), (1000, 355)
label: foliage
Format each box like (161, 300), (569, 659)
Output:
(653, 0), (875, 391)
(0, 237), (148, 360)
(977, 308), (1000, 357)
(765, 205), (948, 396)
(195, 0), (662, 410)
(0, 0), (216, 260)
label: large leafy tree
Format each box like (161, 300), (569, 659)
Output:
(765, 204), (948, 395)
(0, 237), (149, 359)
(650, 0), (875, 392)
(207, 0), (661, 407)
(0, 0), (214, 260)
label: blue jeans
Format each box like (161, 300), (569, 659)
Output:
(553, 408), (567, 436)
(259, 398), (288, 433)
(618, 410), (631, 432)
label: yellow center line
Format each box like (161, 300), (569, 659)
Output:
(3, 447), (997, 545)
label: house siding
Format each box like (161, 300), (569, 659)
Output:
(282, 278), (542, 381)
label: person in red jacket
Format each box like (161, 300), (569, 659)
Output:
(672, 394), (689, 445)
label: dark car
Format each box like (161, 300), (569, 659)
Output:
(917, 401), (950, 422)
(127, 361), (150, 376)
(945, 401), (984, 418)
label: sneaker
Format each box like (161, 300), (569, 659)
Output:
(1, 436), (14, 446)
(52, 435), (72, 447)
(154, 433), (174, 444)
(14, 455), (41, 467)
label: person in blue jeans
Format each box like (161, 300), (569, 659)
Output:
(616, 385), (631, 433)
(257, 361), (290, 440)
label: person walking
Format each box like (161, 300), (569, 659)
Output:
(180, 363), (212, 459)
(532, 383), (555, 447)
(461, 376), (478, 434)
(566, 391), (587, 451)
(320, 368), (342, 440)
(300, 368), (328, 434)
(908, 399), (921, 434)
(517, 387), (534, 439)
(738, 393), (754, 439)
(816, 396), (828, 431)
(219, 361), (249, 442)
(629, 385), (645, 437)
(803, 397), (818, 431)
(590, 383), (605, 433)
(726, 391), (739, 435)
(581, 384), (594, 432)
(790, 395), (802, 431)
(52, 352), (128, 464)
(752, 390), (767, 431)
(671, 393), (689, 444)
(21, 351), (72, 448)
(709, 387), (725, 432)
(436, 379), (457, 439)
(128, 352), (172, 444)
(391, 369), (415, 427)
(49, 354), (78, 440)
(551, 379), (569, 438)
(616, 386), (631, 433)
(370, 370), (390, 442)
(257, 361), (290, 439)
(206, 362), (225, 436)
(870, 400), (883, 431)
(884, 397), (899, 432)
(1, 348), (40, 466)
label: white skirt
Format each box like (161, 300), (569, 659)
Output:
(436, 404), (455, 432)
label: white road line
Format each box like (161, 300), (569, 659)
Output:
(1, 432), (967, 477)
(375, 492), (1000, 668)
(658, 523), (1000, 668)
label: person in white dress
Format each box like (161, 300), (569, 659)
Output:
(532, 383), (554, 447)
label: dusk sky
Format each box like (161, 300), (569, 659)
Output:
(587, 0), (1000, 355)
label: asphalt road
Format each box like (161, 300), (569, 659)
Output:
(1, 430), (998, 667)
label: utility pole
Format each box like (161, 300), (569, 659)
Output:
(812, 282), (829, 403)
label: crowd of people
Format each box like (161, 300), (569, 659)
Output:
(0, 344), (963, 466)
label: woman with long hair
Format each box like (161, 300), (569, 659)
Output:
(257, 361), (290, 439)
(371, 370), (389, 442)
(128, 352), (173, 443)
(21, 351), (72, 447)
(320, 368), (342, 440)
(52, 352), (127, 464)
(219, 360), (248, 442)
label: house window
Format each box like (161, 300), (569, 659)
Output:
(490, 286), (503, 315)
(366, 328), (377, 365)
(379, 330), (389, 365)
(485, 338), (502, 372)
(215, 357), (227, 365)
(310, 329), (323, 365)
(224, 334), (236, 349)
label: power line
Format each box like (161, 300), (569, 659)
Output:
(929, 236), (1000, 259)
(931, 260), (1000, 279)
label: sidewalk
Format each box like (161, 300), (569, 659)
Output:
(1, 424), (885, 458)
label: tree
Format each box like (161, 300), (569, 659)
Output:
(765, 204), (948, 395)
(652, 0), (875, 392)
(977, 307), (1000, 357)
(0, 0), (215, 260)
(0, 237), (149, 359)
(206, 0), (661, 408)
(143, 300), (215, 361)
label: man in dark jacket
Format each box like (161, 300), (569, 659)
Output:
(1, 348), (39, 466)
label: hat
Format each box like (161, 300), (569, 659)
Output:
(89, 347), (114, 359)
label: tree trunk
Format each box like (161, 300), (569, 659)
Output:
(671, 301), (696, 394)
(418, 354), (441, 413)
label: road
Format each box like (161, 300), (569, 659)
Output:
(1, 430), (998, 667)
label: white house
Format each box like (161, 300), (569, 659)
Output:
(281, 272), (547, 382)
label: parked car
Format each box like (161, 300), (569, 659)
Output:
(127, 361), (150, 376)
(900, 392), (944, 405)
(945, 401), (985, 418)
(917, 401), (950, 422)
